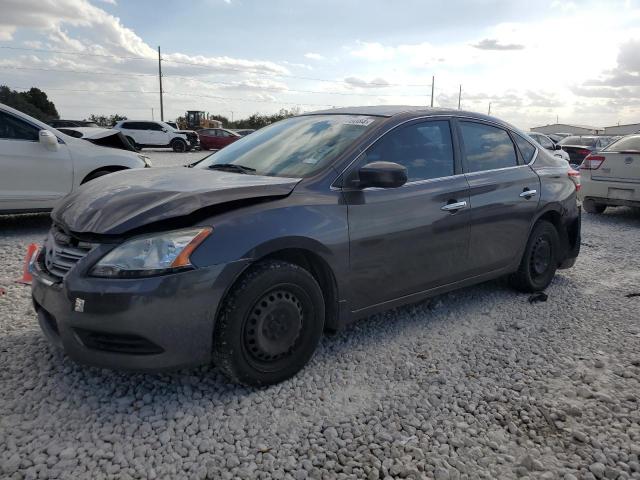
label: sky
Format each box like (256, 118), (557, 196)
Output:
(1, 0), (639, 129)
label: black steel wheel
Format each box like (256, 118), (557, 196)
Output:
(212, 261), (325, 386)
(510, 220), (559, 292)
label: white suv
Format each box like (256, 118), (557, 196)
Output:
(0, 103), (149, 214)
(113, 121), (199, 152)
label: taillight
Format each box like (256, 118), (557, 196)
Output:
(580, 154), (605, 170)
(577, 148), (592, 157)
(568, 169), (581, 191)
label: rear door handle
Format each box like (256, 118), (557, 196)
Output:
(441, 200), (468, 212)
(519, 189), (537, 198)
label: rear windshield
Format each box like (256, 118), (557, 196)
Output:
(558, 136), (597, 147)
(604, 135), (640, 152)
(196, 114), (379, 177)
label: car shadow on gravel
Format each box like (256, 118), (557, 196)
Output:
(0, 213), (51, 237)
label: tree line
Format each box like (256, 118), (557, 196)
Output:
(1, 85), (301, 130)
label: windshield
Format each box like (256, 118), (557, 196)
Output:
(558, 136), (596, 147)
(604, 135), (640, 152)
(195, 114), (379, 177)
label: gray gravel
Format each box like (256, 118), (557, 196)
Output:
(1, 166), (639, 479)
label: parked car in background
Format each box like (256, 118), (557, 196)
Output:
(165, 121), (179, 129)
(198, 128), (241, 150)
(528, 132), (571, 163)
(558, 136), (612, 166)
(32, 106), (580, 386)
(231, 129), (256, 136)
(547, 133), (573, 142)
(49, 119), (100, 128)
(113, 120), (199, 152)
(579, 134), (640, 213)
(0, 103), (149, 213)
(55, 127), (149, 156)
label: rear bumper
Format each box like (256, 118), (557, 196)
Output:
(579, 177), (639, 206)
(31, 259), (249, 371)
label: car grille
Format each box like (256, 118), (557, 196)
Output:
(42, 227), (95, 280)
(74, 329), (164, 355)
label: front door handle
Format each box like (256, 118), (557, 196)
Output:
(519, 189), (538, 198)
(441, 200), (468, 212)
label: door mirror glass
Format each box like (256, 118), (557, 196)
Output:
(357, 161), (407, 189)
(554, 143), (562, 150)
(39, 130), (58, 150)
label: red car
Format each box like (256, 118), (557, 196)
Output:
(198, 128), (241, 150)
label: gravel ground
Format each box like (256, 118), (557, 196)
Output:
(1, 164), (639, 479)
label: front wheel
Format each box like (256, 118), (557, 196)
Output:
(212, 261), (325, 386)
(509, 220), (560, 292)
(171, 138), (187, 152)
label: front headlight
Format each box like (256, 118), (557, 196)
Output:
(90, 227), (212, 278)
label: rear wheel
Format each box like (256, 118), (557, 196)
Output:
(583, 198), (607, 214)
(212, 261), (325, 386)
(171, 138), (187, 153)
(510, 220), (560, 292)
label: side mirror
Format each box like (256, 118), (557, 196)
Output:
(162, 128), (168, 132)
(357, 161), (407, 189)
(554, 144), (562, 150)
(39, 130), (58, 151)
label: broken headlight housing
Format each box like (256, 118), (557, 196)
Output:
(90, 227), (212, 278)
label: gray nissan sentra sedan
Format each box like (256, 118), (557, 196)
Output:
(32, 106), (581, 386)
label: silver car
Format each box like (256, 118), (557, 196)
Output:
(579, 134), (640, 213)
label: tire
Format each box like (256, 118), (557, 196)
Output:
(583, 199), (606, 214)
(82, 169), (113, 184)
(509, 220), (560, 292)
(212, 260), (325, 386)
(171, 138), (187, 153)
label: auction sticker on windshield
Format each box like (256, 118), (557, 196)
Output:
(342, 117), (376, 127)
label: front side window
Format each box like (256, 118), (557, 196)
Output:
(362, 120), (455, 182)
(0, 111), (39, 141)
(196, 114), (379, 177)
(460, 121), (518, 173)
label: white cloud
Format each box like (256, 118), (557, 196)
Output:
(304, 52), (324, 61)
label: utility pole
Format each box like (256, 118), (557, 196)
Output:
(430, 76), (435, 108)
(458, 84), (462, 110)
(556, 114), (559, 124)
(158, 46), (164, 122)
(151, 108), (154, 120)
(488, 102), (491, 115)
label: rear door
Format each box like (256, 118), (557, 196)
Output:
(141, 122), (168, 146)
(346, 118), (471, 310)
(456, 120), (540, 276)
(0, 110), (73, 211)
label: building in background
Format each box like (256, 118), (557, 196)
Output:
(530, 123), (604, 135)
(603, 123), (640, 135)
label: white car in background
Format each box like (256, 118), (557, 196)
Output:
(528, 132), (571, 163)
(113, 120), (199, 152)
(0, 103), (149, 214)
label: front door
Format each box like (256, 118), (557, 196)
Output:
(456, 120), (541, 275)
(345, 119), (471, 311)
(0, 111), (73, 211)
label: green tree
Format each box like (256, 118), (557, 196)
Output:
(0, 85), (60, 122)
(87, 113), (128, 127)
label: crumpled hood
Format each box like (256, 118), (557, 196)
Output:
(52, 167), (300, 235)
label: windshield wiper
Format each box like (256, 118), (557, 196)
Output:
(208, 163), (256, 174)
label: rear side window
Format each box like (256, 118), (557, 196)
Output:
(460, 122), (518, 173)
(606, 135), (640, 152)
(363, 120), (455, 182)
(0, 111), (39, 141)
(514, 134), (537, 163)
(121, 122), (138, 130)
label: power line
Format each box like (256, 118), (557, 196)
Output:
(0, 44), (432, 88)
(0, 65), (427, 97)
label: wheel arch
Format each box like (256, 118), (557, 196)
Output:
(530, 204), (575, 264)
(216, 243), (341, 334)
(80, 165), (129, 184)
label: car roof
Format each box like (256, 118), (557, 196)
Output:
(302, 105), (512, 125)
